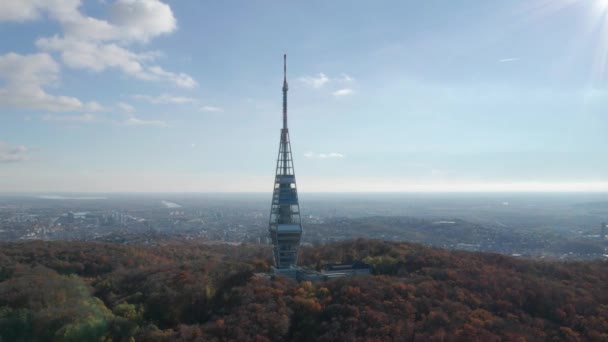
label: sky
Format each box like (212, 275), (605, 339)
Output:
(0, 0), (608, 193)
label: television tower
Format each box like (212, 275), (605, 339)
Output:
(268, 54), (302, 278)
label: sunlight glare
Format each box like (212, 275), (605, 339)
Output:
(591, 0), (608, 82)
(522, 0), (608, 83)
(596, 0), (608, 11)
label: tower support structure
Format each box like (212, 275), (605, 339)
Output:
(268, 55), (302, 278)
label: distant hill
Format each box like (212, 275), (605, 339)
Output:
(305, 216), (607, 258)
(306, 216), (506, 248)
(0, 239), (607, 341)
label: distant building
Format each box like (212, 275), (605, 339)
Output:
(296, 261), (372, 282)
(68, 211), (89, 221)
(322, 261), (372, 277)
(111, 211), (127, 225)
(296, 269), (326, 282)
(455, 243), (481, 252)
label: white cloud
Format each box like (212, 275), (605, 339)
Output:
(298, 72), (356, 95)
(87, 102), (104, 111)
(37, 37), (143, 73)
(304, 151), (345, 159)
(37, 38), (197, 88)
(0, 0), (176, 42)
(132, 93), (197, 104)
(0, 52), (58, 83)
(0, 1), (192, 113)
(320, 152), (345, 158)
(8, 0), (196, 88)
(298, 72), (355, 89)
(42, 113), (97, 123)
(298, 73), (329, 88)
(145, 66), (197, 88)
(123, 117), (167, 127)
(109, 0), (177, 43)
(200, 106), (223, 112)
(333, 88), (354, 96)
(0, 52), (101, 112)
(0, 141), (29, 163)
(0, 0), (59, 22)
(117, 102), (134, 114)
(499, 58), (520, 62)
(341, 73), (355, 82)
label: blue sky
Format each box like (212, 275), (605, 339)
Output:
(0, 0), (607, 192)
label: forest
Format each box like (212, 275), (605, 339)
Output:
(0, 238), (607, 341)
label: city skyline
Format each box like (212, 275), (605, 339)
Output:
(1, 0), (608, 192)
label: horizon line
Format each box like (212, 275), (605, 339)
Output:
(2, 190), (608, 195)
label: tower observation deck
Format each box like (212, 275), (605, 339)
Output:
(269, 54), (302, 278)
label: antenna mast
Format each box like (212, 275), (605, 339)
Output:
(282, 54), (288, 130)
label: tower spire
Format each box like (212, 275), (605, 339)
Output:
(282, 54), (288, 130)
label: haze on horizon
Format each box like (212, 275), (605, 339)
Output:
(1, 0), (607, 193)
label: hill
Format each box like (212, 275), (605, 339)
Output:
(304, 216), (607, 258)
(0, 239), (607, 341)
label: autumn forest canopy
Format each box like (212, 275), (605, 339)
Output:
(0, 239), (607, 341)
